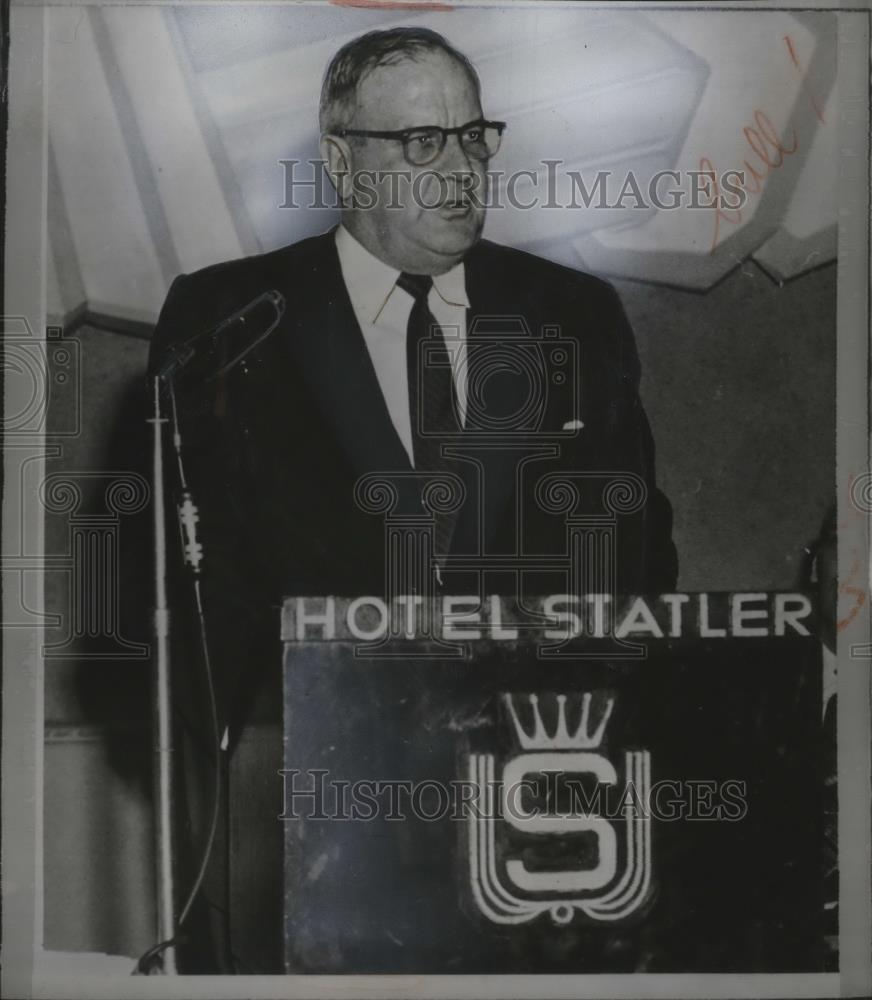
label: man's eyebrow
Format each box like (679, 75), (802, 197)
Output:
(401, 118), (487, 131)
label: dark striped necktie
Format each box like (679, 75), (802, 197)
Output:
(397, 271), (462, 560)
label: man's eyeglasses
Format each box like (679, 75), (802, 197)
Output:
(334, 119), (506, 167)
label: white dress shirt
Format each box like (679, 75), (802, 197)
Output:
(335, 225), (469, 465)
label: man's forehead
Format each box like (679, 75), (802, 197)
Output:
(353, 51), (481, 126)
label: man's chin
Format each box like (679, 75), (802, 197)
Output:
(423, 214), (484, 258)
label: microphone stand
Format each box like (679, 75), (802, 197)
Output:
(145, 289), (285, 974)
(149, 375), (177, 974)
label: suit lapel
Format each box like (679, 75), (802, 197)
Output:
(281, 232), (412, 479)
(462, 243), (538, 551)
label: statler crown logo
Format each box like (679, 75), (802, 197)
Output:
(467, 690), (652, 926)
(503, 692), (614, 750)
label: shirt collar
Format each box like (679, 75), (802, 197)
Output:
(335, 224), (469, 324)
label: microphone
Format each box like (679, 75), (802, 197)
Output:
(155, 289), (286, 382)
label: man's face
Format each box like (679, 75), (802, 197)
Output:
(333, 49), (488, 275)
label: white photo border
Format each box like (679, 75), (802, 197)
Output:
(2, 1), (869, 997)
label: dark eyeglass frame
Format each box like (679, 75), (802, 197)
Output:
(334, 118), (507, 166)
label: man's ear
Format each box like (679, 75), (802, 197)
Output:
(320, 134), (354, 206)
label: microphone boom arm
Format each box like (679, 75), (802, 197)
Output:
(154, 289), (286, 382)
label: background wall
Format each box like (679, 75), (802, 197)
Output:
(36, 3), (836, 960)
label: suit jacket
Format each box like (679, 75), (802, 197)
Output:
(149, 229), (678, 741)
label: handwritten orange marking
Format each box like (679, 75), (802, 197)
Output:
(746, 109), (798, 166)
(784, 34), (827, 124)
(697, 156), (742, 254)
(837, 476), (870, 630)
(835, 490), (868, 632)
(330, 0), (453, 9)
(701, 36), (830, 253)
(837, 583), (866, 632)
(700, 110), (799, 252)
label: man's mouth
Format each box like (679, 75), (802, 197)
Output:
(437, 198), (473, 218)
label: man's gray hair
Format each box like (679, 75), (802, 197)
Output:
(319, 26), (482, 134)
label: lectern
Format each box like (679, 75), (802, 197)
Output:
(231, 592), (829, 975)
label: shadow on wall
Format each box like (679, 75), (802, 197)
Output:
(619, 259), (835, 591)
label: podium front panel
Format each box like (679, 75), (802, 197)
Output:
(281, 596), (824, 974)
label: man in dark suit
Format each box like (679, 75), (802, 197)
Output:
(149, 26), (677, 971)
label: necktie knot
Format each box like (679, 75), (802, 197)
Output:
(397, 272), (433, 303)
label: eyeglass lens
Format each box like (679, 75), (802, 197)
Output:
(404, 123), (502, 165)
